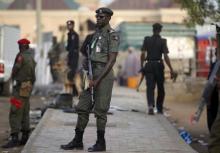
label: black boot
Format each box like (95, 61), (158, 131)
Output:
(88, 130), (106, 152)
(2, 133), (19, 148)
(60, 128), (84, 150)
(20, 131), (29, 145)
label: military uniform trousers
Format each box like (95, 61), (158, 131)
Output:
(208, 91), (220, 153)
(144, 61), (165, 111)
(10, 84), (30, 134)
(75, 63), (114, 131)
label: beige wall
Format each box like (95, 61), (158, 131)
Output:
(0, 9), (187, 43)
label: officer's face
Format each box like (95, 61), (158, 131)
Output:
(67, 23), (74, 31)
(95, 13), (110, 28)
(19, 44), (29, 52)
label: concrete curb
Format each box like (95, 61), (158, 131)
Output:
(21, 109), (53, 153)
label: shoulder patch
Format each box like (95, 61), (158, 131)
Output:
(109, 28), (116, 34)
(110, 30), (119, 41)
(16, 54), (23, 63)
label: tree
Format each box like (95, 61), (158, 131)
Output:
(174, 0), (220, 26)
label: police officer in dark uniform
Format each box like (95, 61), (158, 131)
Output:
(2, 38), (36, 148)
(66, 20), (79, 84)
(60, 7), (119, 152)
(141, 23), (174, 115)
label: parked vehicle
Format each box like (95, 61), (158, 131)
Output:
(0, 25), (20, 95)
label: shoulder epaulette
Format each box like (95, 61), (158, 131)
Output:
(108, 28), (116, 34)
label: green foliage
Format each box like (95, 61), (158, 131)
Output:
(174, 0), (220, 26)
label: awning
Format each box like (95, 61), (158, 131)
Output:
(117, 22), (196, 51)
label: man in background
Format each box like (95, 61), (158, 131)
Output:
(66, 20), (79, 95)
(140, 23), (175, 115)
(48, 36), (61, 83)
(2, 39), (36, 148)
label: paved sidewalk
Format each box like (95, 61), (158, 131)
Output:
(22, 87), (197, 153)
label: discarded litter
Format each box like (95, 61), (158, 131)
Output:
(163, 112), (171, 117)
(178, 129), (192, 144)
(30, 110), (41, 119)
(30, 110), (42, 125)
(198, 140), (208, 146)
(110, 106), (129, 111)
(131, 109), (139, 112)
(199, 134), (205, 138)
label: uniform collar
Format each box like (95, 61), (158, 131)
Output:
(152, 34), (161, 37)
(96, 24), (111, 33)
(21, 49), (32, 54)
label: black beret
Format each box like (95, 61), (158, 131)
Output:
(66, 20), (74, 25)
(96, 7), (113, 16)
(153, 23), (163, 29)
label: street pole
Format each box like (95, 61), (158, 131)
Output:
(36, 0), (42, 57)
(36, 0), (43, 85)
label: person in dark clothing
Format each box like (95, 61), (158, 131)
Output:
(66, 20), (79, 96)
(207, 49), (218, 132)
(66, 20), (79, 79)
(140, 23), (175, 115)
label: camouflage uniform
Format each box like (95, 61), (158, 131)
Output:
(10, 49), (36, 134)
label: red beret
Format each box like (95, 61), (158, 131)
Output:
(17, 38), (30, 45)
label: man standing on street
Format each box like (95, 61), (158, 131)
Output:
(2, 38), (36, 148)
(60, 7), (119, 152)
(209, 73), (220, 153)
(66, 20), (79, 95)
(48, 36), (61, 83)
(208, 24), (220, 153)
(140, 23), (174, 115)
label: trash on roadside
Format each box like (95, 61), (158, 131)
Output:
(199, 134), (205, 138)
(178, 128), (192, 144)
(192, 137), (199, 142)
(110, 106), (129, 111)
(30, 110), (42, 125)
(163, 112), (171, 117)
(198, 140), (208, 146)
(131, 109), (140, 112)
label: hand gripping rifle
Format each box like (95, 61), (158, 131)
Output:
(86, 45), (95, 108)
(191, 60), (220, 123)
(191, 23), (220, 123)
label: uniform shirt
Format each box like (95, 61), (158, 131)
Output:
(90, 24), (120, 63)
(141, 34), (169, 60)
(12, 49), (36, 83)
(66, 30), (79, 52)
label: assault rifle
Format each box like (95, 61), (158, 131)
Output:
(86, 45), (95, 108)
(191, 60), (220, 123)
(191, 23), (220, 123)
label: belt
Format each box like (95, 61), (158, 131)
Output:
(146, 60), (162, 63)
(92, 62), (106, 68)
